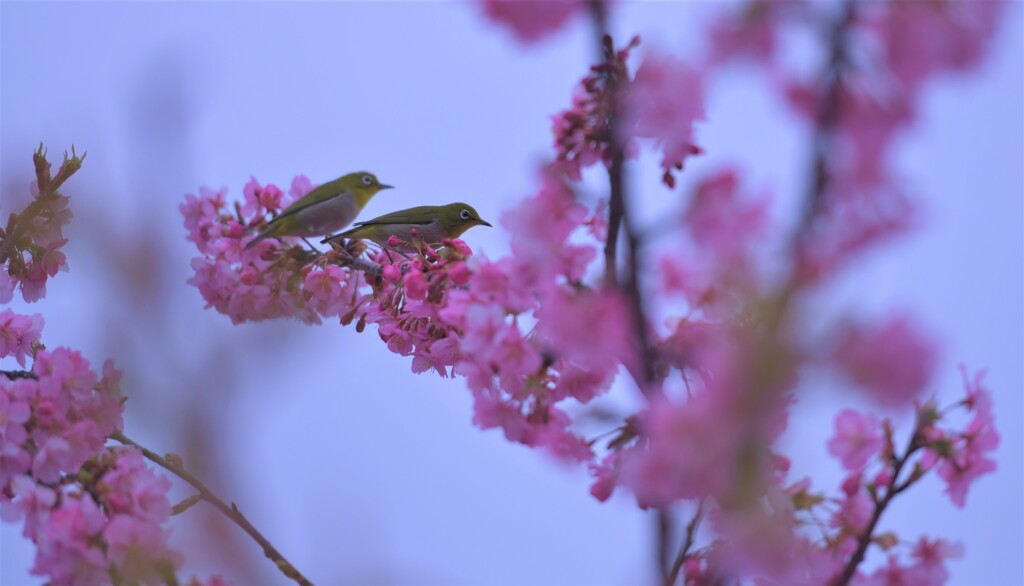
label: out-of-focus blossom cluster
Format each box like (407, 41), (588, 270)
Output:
(478, 0), (584, 44)
(598, 371), (996, 584)
(705, 0), (1007, 282)
(0, 345), (124, 491)
(551, 36), (705, 188)
(0, 145), (81, 303)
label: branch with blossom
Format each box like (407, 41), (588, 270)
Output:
(178, 1), (1005, 582)
(0, 148), (301, 586)
(2, 0), (1009, 583)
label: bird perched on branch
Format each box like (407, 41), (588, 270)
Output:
(322, 202), (491, 251)
(245, 171), (392, 249)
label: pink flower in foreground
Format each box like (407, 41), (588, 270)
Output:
(706, 0), (796, 66)
(682, 169), (768, 263)
(479, 0), (583, 44)
(627, 51), (705, 187)
(834, 314), (938, 408)
(866, 1), (1006, 92)
(828, 409), (883, 471)
(622, 394), (741, 507)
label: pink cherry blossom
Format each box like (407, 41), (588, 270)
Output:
(621, 394), (742, 507)
(478, 0), (583, 45)
(907, 537), (962, 586)
(681, 169), (768, 263)
(241, 176), (283, 217)
(834, 314), (938, 408)
(859, 555), (914, 586)
(832, 473), (873, 536)
(626, 51), (705, 187)
(864, 1), (1006, 92)
(828, 409), (883, 471)
(1, 169), (74, 303)
(705, 0), (800, 67)
(12, 447), (184, 585)
(0, 309), (43, 367)
(30, 494), (109, 585)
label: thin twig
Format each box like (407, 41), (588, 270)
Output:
(666, 500), (706, 586)
(111, 431), (314, 586)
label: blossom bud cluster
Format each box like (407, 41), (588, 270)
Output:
(0, 146), (80, 303)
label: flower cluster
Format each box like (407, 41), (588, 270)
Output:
(706, 1), (1008, 282)
(440, 170), (629, 459)
(0, 347), (124, 490)
(0, 145), (80, 303)
(478, 0), (584, 45)
(2, 148), (226, 585)
(181, 176), (343, 324)
(182, 166), (631, 459)
(2, 448), (184, 585)
(603, 372), (996, 584)
(551, 36), (705, 187)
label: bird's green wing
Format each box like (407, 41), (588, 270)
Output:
(352, 206), (438, 227)
(270, 178), (349, 223)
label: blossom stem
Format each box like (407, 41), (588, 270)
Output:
(110, 430), (314, 586)
(833, 426), (920, 586)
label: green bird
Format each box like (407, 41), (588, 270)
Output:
(245, 171), (392, 249)
(322, 202), (492, 250)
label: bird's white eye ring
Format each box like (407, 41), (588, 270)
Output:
(460, 209), (472, 220)
(362, 175), (373, 185)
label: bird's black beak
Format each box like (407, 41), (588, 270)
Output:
(378, 184), (394, 190)
(479, 219), (493, 227)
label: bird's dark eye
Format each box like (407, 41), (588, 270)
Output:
(362, 175), (373, 185)
(460, 209), (472, 220)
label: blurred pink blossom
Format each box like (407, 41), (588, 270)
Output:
(479, 0), (583, 44)
(834, 314), (938, 408)
(828, 409), (883, 471)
